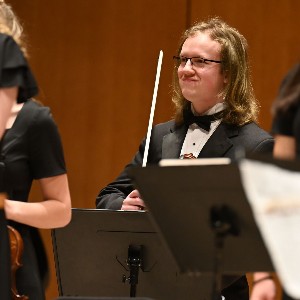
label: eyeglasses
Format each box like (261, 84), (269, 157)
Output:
(173, 56), (222, 68)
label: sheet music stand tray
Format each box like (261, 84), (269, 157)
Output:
(52, 209), (216, 300)
(128, 162), (275, 298)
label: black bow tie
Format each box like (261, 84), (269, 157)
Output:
(183, 109), (223, 131)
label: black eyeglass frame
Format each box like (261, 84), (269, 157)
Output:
(173, 56), (222, 66)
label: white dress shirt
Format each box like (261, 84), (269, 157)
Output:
(180, 102), (226, 159)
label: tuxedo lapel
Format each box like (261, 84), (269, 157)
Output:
(199, 123), (238, 158)
(162, 125), (187, 159)
(160, 122), (239, 159)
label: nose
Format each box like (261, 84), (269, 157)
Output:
(183, 58), (193, 68)
(186, 58), (193, 65)
(180, 59), (194, 74)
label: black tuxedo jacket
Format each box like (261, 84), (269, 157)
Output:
(96, 120), (274, 300)
(97, 120), (273, 210)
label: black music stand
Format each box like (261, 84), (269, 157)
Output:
(52, 209), (215, 300)
(128, 162), (275, 299)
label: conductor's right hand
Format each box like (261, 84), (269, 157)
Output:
(121, 189), (146, 211)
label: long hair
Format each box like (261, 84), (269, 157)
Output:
(0, 1), (27, 55)
(172, 17), (259, 126)
(271, 63), (300, 117)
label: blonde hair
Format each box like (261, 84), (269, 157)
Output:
(0, 1), (26, 55)
(172, 17), (259, 126)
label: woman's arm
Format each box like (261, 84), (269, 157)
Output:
(250, 272), (276, 300)
(4, 173), (71, 228)
(273, 134), (296, 160)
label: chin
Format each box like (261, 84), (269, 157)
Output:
(181, 90), (196, 101)
(182, 93), (198, 104)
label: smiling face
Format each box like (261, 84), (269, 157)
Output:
(178, 31), (227, 114)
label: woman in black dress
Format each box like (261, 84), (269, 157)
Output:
(0, 1), (37, 298)
(0, 1), (72, 299)
(251, 64), (300, 300)
(272, 63), (300, 300)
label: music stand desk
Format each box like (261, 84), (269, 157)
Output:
(52, 209), (215, 300)
(128, 163), (274, 275)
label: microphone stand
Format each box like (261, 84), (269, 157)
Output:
(210, 204), (239, 300)
(122, 244), (143, 297)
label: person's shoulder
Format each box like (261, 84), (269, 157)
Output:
(152, 119), (176, 135)
(240, 121), (266, 130)
(26, 100), (56, 128)
(0, 32), (20, 52)
(26, 99), (49, 113)
(225, 122), (274, 153)
(0, 32), (13, 43)
(154, 119), (175, 129)
(238, 122), (272, 138)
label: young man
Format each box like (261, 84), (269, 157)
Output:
(96, 17), (274, 299)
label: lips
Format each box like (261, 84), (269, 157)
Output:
(183, 78), (196, 82)
(180, 74), (198, 81)
(180, 77), (198, 85)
